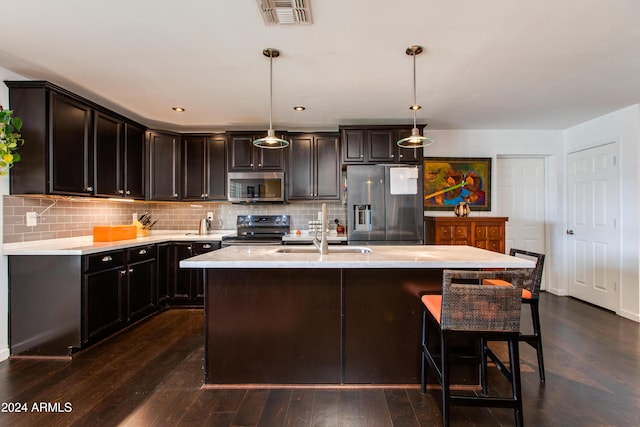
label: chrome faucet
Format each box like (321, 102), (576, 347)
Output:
(313, 203), (330, 255)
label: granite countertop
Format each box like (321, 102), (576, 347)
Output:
(2, 230), (236, 256)
(179, 244), (535, 269)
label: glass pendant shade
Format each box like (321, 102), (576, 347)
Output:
(397, 45), (434, 149)
(253, 48), (289, 149)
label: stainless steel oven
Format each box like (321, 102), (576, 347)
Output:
(221, 215), (291, 247)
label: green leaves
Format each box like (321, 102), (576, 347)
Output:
(0, 108), (24, 175)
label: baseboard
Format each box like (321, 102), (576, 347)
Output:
(0, 347), (10, 362)
(617, 309), (640, 323)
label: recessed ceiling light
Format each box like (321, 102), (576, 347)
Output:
(293, 106), (306, 111)
(172, 106), (185, 112)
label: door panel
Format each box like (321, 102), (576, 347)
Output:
(567, 143), (619, 311)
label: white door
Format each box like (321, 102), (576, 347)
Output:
(497, 157), (547, 287)
(567, 143), (619, 311)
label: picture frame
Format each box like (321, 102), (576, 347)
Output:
(423, 157), (492, 211)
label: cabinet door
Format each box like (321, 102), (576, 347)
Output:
(124, 124), (145, 199)
(192, 242), (220, 302)
(367, 129), (395, 162)
(182, 136), (207, 201)
(395, 128), (422, 163)
(170, 243), (194, 302)
(256, 142), (285, 170)
(341, 129), (365, 163)
(148, 131), (180, 200)
(206, 136), (227, 200)
(50, 93), (93, 195)
(315, 134), (341, 200)
(84, 267), (124, 343)
(474, 222), (505, 253)
(287, 134), (314, 200)
(94, 112), (123, 198)
(228, 135), (255, 171)
(127, 258), (156, 322)
(436, 223), (472, 246)
(156, 243), (171, 306)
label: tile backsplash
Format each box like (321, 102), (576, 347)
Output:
(2, 195), (348, 243)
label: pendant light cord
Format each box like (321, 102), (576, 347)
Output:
(269, 53), (274, 130)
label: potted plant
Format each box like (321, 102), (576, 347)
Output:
(0, 105), (24, 175)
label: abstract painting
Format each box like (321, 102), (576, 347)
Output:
(423, 157), (491, 210)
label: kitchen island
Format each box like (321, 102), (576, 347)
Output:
(181, 245), (534, 386)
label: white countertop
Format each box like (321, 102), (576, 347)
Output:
(180, 244), (535, 269)
(2, 230), (236, 255)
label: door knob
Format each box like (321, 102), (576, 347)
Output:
(566, 229), (574, 235)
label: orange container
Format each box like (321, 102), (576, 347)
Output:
(93, 225), (137, 242)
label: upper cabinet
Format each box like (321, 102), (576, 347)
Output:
(147, 130), (181, 201)
(94, 112), (145, 200)
(287, 133), (340, 201)
(340, 125), (424, 165)
(228, 132), (285, 172)
(182, 134), (227, 201)
(6, 81), (146, 198)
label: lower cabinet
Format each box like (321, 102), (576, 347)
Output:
(169, 241), (221, 305)
(125, 245), (157, 323)
(83, 250), (126, 344)
(8, 239), (221, 357)
(423, 216), (509, 253)
(83, 244), (157, 344)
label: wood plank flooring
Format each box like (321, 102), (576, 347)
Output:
(0, 293), (638, 426)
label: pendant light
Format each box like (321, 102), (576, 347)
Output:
(253, 48), (289, 149)
(397, 45), (434, 149)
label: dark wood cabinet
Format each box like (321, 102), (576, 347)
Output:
(287, 133), (340, 200)
(424, 216), (509, 253)
(169, 241), (221, 305)
(83, 245), (157, 343)
(340, 125), (424, 165)
(125, 245), (156, 322)
(94, 114), (146, 199)
(5, 81), (146, 197)
(182, 135), (227, 201)
(83, 250), (126, 344)
(50, 92), (94, 195)
(147, 130), (181, 201)
(228, 132), (285, 172)
(156, 242), (171, 307)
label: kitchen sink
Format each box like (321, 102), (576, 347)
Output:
(275, 246), (372, 254)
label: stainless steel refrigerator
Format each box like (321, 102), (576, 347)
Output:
(347, 164), (423, 244)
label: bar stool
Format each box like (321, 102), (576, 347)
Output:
(421, 269), (530, 427)
(483, 249), (546, 382)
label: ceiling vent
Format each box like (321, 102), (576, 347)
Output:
(257, 0), (312, 25)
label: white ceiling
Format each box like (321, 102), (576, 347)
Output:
(1, 0), (639, 133)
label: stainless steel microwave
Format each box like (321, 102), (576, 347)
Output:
(227, 171), (285, 203)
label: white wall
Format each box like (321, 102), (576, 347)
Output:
(0, 66), (25, 360)
(424, 129), (566, 295)
(564, 105), (640, 321)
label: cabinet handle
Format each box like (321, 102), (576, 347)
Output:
(173, 193), (178, 198)
(258, 163), (263, 167)
(250, 163), (254, 167)
(203, 244), (212, 249)
(360, 154), (364, 158)
(125, 190), (131, 195)
(118, 189), (124, 194)
(128, 268), (134, 273)
(399, 154), (404, 158)
(200, 193), (205, 198)
(139, 249), (147, 255)
(102, 256), (113, 262)
(120, 270), (127, 276)
(391, 154), (395, 158)
(86, 186), (93, 192)
(204, 193), (208, 198)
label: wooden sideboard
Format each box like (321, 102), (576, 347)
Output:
(424, 216), (508, 253)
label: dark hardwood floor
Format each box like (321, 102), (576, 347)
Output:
(0, 293), (638, 426)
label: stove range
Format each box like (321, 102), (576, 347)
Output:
(221, 215), (291, 246)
